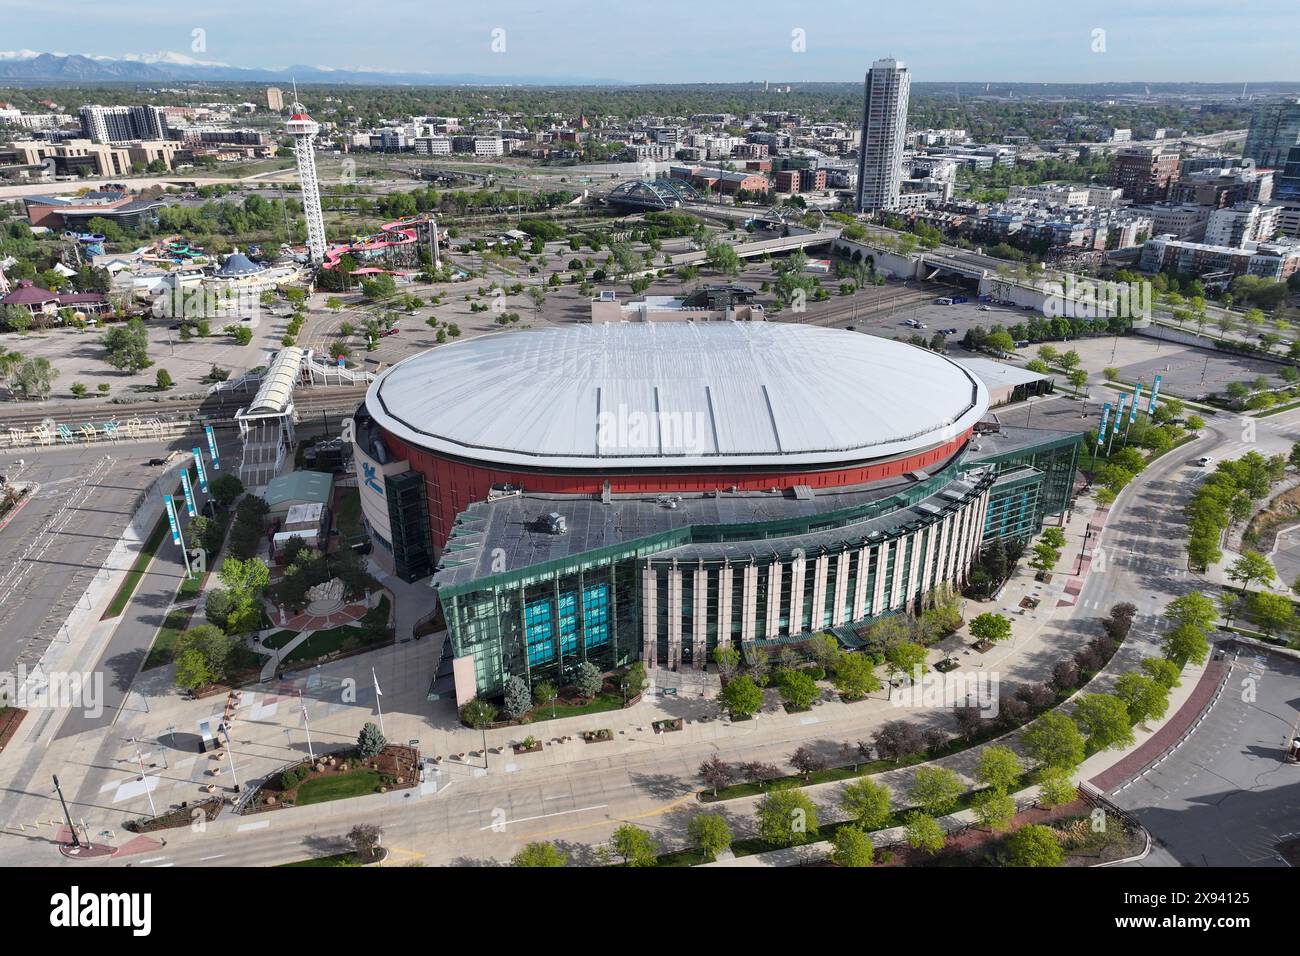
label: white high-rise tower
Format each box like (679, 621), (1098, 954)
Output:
(856, 58), (911, 213)
(285, 94), (327, 265)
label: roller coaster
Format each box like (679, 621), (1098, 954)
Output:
(321, 213), (441, 273)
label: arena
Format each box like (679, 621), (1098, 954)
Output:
(350, 322), (1081, 703)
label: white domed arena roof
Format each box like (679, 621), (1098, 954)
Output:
(365, 322), (988, 470)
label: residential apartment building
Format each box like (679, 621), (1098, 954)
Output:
(1243, 99), (1300, 168)
(78, 104), (167, 144)
(856, 58), (911, 212)
(1108, 146), (1180, 203)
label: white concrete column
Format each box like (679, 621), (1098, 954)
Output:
(718, 563), (734, 649)
(890, 537), (907, 609)
(852, 545), (870, 620)
(831, 550), (850, 627)
(741, 563), (758, 643)
(810, 553), (829, 631)
(920, 523), (938, 595)
(641, 562), (658, 669)
(788, 556), (806, 634)
(667, 565), (683, 670)
(765, 560), (783, 639)
(907, 529), (924, 607)
(692, 565), (708, 667)
(873, 542), (889, 614)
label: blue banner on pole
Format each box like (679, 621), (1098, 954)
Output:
(180, 470), (196, 517)
(193, 448), (208, 493)
(205, 424), (220, 471)
(1148, 375), (1162, 414)
(1097, 403), (1112, 446)
(1130, 383), (1143, 424)
(164, 495), (181, 545)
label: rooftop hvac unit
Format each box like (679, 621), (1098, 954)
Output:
(541, 512), (567, 534)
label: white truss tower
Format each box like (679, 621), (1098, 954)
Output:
(285, 99), (326, 265)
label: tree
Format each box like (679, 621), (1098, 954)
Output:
(346, 823), (382, 863)
(904, 811), (945, 855)
(102, 317), (153, 373)
(1005, 823), (1063, 867)
(1248, 591), (1295, 636)
(909, 765), (962, 817)
(502, 676), (531, 718)
(973, 789), (1016, 832)
(687, 813), (733, 862)
(1073, 693), (1134, 751)
(789, 745), (826, 778)
(839, 777), (893, 830)
(1164, 591), (1217, 632)
(1227, 551), (1276, 592)
(718, 674), (763, 720)
(777, 668), (818, 711)
(712, 644), (741, 678)
(698, 755), (734, 797)
(512, 841), (568, 867)
(70, 382), (88, 399)
(807, 632), (840, 670)
(974, 745), (1024, 794)
(357, 721), (387, 758)
(460, 698), (497, 728)
(830, 825), (874, 867)
(872, 720), (927, 760)
(13, 357), (58, 399)
(756, 788), (819, 847)
(1162, 623), (1210, 669)
(532, 680), (558, 711)
(620, 661), (648, 699)
(172, 624), (236, 689)
(572, 661), (602, 699)
(1114, 672), (1169, 726)
(1037, 766), (1078, 808)
(174, 647), (215, 691)
(884, 640), (928, 694)
(970, 612), (1012, 646)
(209, 473), (244, 508)
(832, 651), (882, 700)
(1021, 710), (1086, 769)
(610, 824), (658, 866)
(1140, 656), (1182, 690)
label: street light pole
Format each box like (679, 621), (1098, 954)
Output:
(52, 775), (81, 849)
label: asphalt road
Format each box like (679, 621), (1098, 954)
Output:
(1111, 649), (1300, 867)
(0, 440), (181, 675)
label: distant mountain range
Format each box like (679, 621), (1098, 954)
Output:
(0, 51), (625, 86)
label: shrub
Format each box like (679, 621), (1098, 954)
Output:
(357, 721), (387, 758)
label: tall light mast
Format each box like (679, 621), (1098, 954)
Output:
(285, 87), (326, 265)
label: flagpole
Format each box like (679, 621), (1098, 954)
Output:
(372, 668), (385, 735)
(299, 690), (315, 761)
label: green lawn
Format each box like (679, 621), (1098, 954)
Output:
(336, 487), (363, 540)
(279, 596), (392, 666)
(102, 517), (168, 619)
(533, 691), (625, 720)
(293, 769), (385, 806)
(143, 607), (196, 670)
(261, 630), (294, 650)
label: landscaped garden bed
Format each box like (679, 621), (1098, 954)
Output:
(933, 658), (961, 673)
(248, 743), (418, 811)
(512, 735), (543, 755)
(652, 718), (683, 733)
(125, 797), (223, 833)
(581, 728), (613, 743)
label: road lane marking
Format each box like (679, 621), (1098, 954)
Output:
(479, 804), (608, 831)
(238, 820), (270, 831)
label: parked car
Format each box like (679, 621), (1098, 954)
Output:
(1195, 456), (1213, 467)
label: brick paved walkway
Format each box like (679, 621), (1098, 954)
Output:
(1089, 654), (1230, 794)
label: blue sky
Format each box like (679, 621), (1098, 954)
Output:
(1, 0), (1295, 83)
